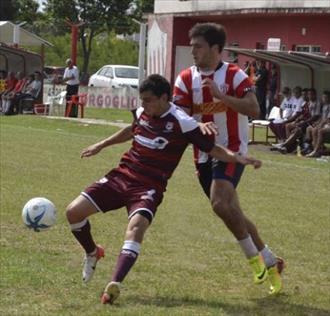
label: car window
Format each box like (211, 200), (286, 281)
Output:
(114, 67), (139, 79)
(98, 67), (108, 76)
(105, 67), (114, 78)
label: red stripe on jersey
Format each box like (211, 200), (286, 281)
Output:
(173, 68), (193, 110)
(201, 73), (215, 124)
(226, 64), (241, 152)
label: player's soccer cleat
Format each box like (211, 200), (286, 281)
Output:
(268, 257), (286, 295)
(275, 256), (286, 274)
(82, 245), (105, 283)
(100, 281), (121, 305)
(248, 254), (268, 284)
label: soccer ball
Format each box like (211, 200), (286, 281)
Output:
(22, 197), (57, 232)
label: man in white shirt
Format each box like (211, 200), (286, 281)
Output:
(63, 58), (80, 117)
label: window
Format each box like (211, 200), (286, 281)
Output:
(105, 67), (114, 78)
(295, 45), (321, 53)
(311, 46), (321, 53)
(98, 67), (108, 76)
(114, 67), (139, 79)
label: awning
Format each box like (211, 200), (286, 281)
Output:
(0, 43), (43, 75)
(225, 47), (330, 94)
(0, 21), (52, 47)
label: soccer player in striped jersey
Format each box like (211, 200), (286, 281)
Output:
(66, 74), (262, 304)
(173, 23), (284, 294)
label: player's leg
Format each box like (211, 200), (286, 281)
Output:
(210, 178), (268, 284)
(197, 159), (278, 265)
(66, 195), (104, 283)
(101, 213), (150, 305)
(101, 184), (162, 305)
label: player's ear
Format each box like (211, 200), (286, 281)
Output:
(161, 93), (169, 103)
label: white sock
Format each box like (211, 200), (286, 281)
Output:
(238, 235), (259, 258)
(260, 245), (277, 268)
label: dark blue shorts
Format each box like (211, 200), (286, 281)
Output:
(196, 158), (245, 198)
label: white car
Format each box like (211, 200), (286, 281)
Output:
(88, 65), (139, 89)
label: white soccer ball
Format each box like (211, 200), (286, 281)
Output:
(22, 197), (57, 232)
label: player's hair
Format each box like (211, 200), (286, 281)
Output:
(323, 90), (330, 98)
(308, 88), (316, 94)
(189, 23), (226, 52)
(282, 86), (291, 94)
(293, 86), (302, 94)
(139, 74), (172, 101)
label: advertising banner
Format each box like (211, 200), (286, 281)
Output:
(43, 84), (139, 110)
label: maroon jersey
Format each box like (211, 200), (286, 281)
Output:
(116, 103), (214, 191)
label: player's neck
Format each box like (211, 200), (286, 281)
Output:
(154, 103), (171, 118)
(199, 58), (223, 73)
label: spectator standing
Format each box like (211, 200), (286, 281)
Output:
(268, 65), (278, 116)
(63, 58), (80, 117)
(255, 60), (269, 119)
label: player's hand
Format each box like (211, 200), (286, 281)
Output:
(202, 78), (224, 99)
(235, 154), (262, 169)
(81, 143), (102, 158)
(198, 122), (219, 135)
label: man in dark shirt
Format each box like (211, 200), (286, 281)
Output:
(65, 74), (261, 305)
(255, 60), (269, 119)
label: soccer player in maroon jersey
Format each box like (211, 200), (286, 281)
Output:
(173, 23), (284, 294)
(66, 74), (262, 304)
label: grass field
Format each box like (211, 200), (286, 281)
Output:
(0, 110), (329, 316)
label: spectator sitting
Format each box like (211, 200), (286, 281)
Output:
(0, 70), (7, 93)
(284, 87), (309, 137)
(305, 91), (330, 157)
(0, 70), (7, 111)
(15, 72), (42, 115)
(271, 88), (321, 154)
(269, 87), (293, 141)
(2, 72), (26, 115)
(0, 71), (17, 112)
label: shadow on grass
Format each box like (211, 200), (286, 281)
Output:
(126, 293), (329, 316)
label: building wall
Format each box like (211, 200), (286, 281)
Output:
(155, 0), (330, 14)
(172, 15), (330, 52)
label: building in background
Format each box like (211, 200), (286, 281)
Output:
(147, 0), (330, 94)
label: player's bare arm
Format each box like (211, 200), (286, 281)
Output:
(202, 78), (260, 118)
(209, 145), (262, 169)
(81, 125), (133, 158)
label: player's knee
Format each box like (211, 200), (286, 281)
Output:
(211, 198), (230, 218)
(66, 202), (82, 224)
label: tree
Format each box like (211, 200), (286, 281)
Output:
(0, 0), (18, 20)
(0, 0), (40, 23)
(43, 0), (150, 77)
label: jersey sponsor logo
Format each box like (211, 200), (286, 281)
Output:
(165, 122), (174, 132)
(135, 135), (169, 149)
(219, 83), (229, 94)
(141, 189), (156, 201)
(139, 118), (151, 128)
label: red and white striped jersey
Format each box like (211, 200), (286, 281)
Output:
(173, 62), (253, 162)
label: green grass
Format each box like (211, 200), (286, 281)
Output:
(0, 113), (329, 316)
